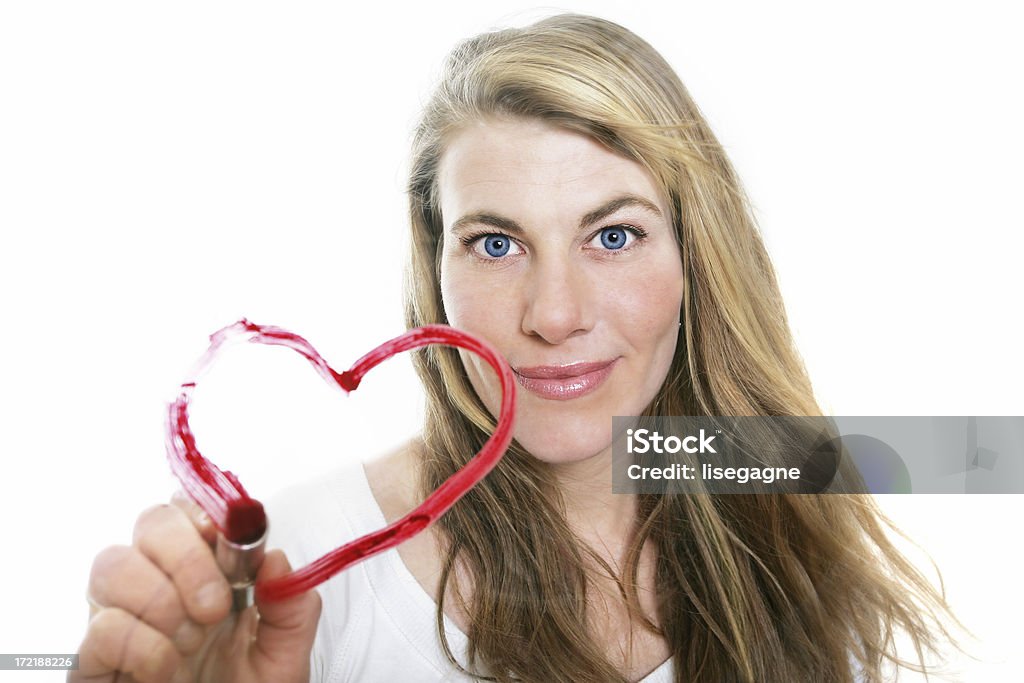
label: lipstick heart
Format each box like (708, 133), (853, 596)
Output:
(166, 319), (515, 602)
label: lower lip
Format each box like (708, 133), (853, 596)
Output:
(514, 361), (617, 401)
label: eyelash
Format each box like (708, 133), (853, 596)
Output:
(460, 224), (649, 261)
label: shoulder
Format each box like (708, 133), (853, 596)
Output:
(362, 438), (460, 622)
(362, 437), (425, 524)
(266, 437), (424, 563)
(265, 438), (447, 682)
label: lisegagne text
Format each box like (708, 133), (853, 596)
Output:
(626, 462), (802, 484)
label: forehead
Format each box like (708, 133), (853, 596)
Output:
(437, 118), (665, 219)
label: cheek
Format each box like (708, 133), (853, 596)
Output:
(439, 261), (515, 412)
(609, 260), (684, 414)
(439, 264), (512, 341)
(604, 258), (685, 349)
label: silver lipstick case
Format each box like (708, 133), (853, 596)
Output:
(215, 524), (268, 612)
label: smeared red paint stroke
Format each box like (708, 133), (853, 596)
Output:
(165, 319), (516, 601)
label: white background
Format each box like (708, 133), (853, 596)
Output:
(1, 1), (1021, 680)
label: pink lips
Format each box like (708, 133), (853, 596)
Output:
(512, 359), (618, 400)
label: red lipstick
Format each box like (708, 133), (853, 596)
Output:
(513, 359), (617, 400)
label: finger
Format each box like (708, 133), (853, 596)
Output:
(133, 504), (232, 625)
(250, 550), (321, 673)
(88, 545), (205, 655)
(86, 591), (103, 621)
(74, 607), (188, 683)
(170, 490), (217, 545)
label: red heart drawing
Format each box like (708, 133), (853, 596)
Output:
(166, 319), (516, 602)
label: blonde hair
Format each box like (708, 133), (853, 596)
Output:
(405, 14), (955, 682)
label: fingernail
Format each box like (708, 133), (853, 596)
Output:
(174, 619), (204, 652)
(196, 582), (227, 612)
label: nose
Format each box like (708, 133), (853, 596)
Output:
(521, 256), (593, 344)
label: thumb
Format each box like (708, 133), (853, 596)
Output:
(249, 549), (321, 676)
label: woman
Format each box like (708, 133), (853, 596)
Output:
(73, 14), (954, 682)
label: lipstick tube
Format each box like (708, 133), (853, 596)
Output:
(214, 525), (268, 612)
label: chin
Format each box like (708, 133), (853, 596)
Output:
(511, 409), (616, 465)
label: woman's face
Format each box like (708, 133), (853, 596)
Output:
(438, 117), (684, 464)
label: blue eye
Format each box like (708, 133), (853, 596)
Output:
(483, 234), (511, 257)
(599, 226), (629, 250)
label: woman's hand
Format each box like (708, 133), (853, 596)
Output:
(70, 492), (321, 683)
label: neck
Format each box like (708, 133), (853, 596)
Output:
(547, 446), (638, 549)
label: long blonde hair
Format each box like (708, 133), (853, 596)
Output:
(405, 14), (955, 682)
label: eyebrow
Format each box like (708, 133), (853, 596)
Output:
(579, 195), (662, 229)
(449, 194), (662, 235)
